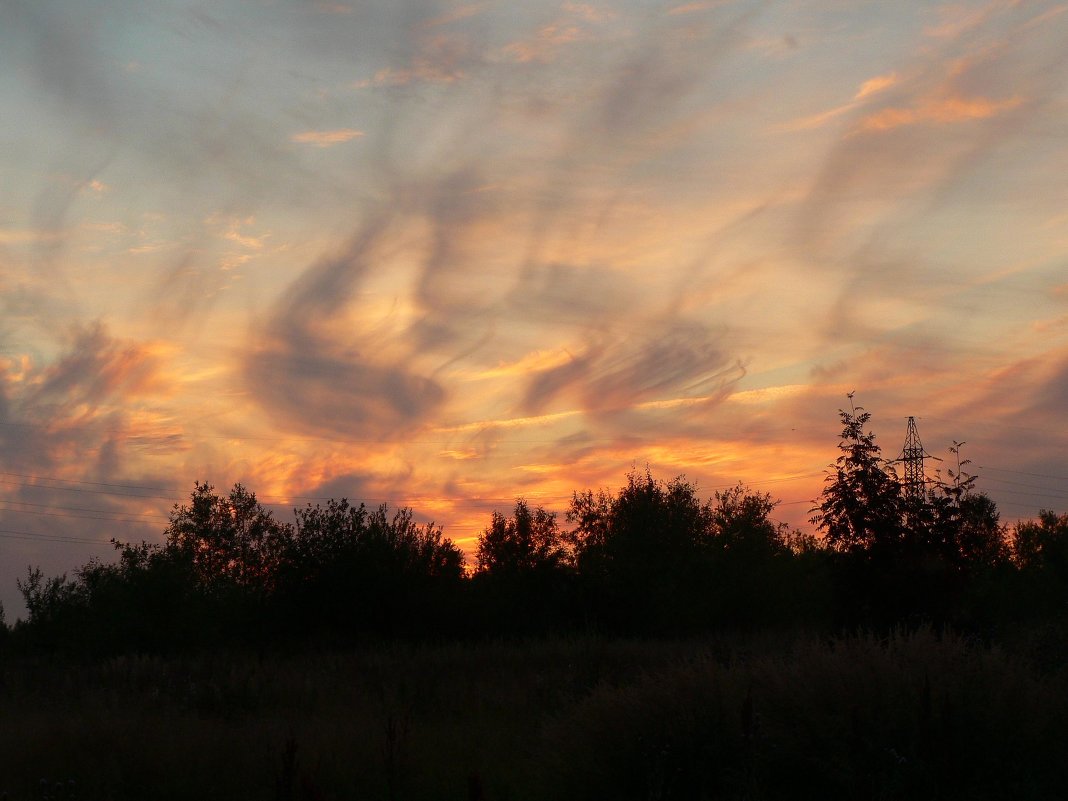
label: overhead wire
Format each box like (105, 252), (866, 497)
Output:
(0, 505), (168, 526)
(0, 498), (171, 520)
(0, 527), (116, 545)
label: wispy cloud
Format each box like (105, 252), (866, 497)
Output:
(290, 128), (364, 147)
(30, 323), (172, 409)
(498, 22), (587, 63)
(210, 215), (269, 250)
(0, 322), (181, 496)
(496, 1), (617, 64)
(923, 2), (1005, 39)
(854, 72), (898, 101)
(777, 73), (899, 132)
(562, 3), (616, 23)
(667, 1), (728, 15)
(520, 321), (742, 416)
(356, 33), (476, 86)
(470, 349), (580, 380)
(422, 3), (488, 28)
(243, 215), (446, 439)
(857, 93), (1022, 132)
(779, 102), (855, 132)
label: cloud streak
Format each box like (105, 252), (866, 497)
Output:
(243, 216), (446, 439)
(291, 129), (365, 147)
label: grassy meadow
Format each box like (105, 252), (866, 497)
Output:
(2, 627), (1067, 801)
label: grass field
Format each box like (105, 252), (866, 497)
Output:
(1, 627), (1066, 800)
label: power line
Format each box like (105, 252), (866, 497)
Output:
(972, 488), (1068, 504)
(978, 466), (1068, 482)
(0, 470), (176, 493)
(981, 475), (1068, 496)
(0, 498), (170, 520)
(0, 527), (115, 545)
(919, 416), (1068, 439)
(0, 505), (167, 526)
(0, 477), (179, 502)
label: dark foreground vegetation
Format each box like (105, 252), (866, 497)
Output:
(1, 630), (1067, 800)
(1, 398), (1066, 799)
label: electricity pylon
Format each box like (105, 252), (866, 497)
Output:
(898, 416), (935, 500)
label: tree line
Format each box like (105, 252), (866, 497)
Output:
(3, 397), (1067, 654)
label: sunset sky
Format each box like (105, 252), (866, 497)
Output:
(2, 0), (1067, 616)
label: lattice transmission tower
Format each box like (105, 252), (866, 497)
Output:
(898, 416), (935, 499)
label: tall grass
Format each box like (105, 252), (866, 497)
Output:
(544, 628), (1068, 800)
(0, 630), (1064, 800)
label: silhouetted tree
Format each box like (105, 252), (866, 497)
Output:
(703, 483), (820, 629)
(165, 482), (294, 591)
(709, 483), (787, 558)
(566, 469), (718, 632)
(17, 567), (83, 631)
(569, 469), (715, 573)
(919, 445), (1008, 571)
(472, 500), (576, 633)
(812, 401), (1015, 626)
(282, 499), (465, 638)
(476, 499), (568, 575)
(811, 394), (904, 556)
(913, 442), (1004, 569)
(290, 500), (464, 581)
(955, 493), (1009, 567)
(1013, 510), (1068, 578)
(1001, 510), (1068, 624)
(810, 397), (944, 626)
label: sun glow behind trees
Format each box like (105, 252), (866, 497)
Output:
(10, 397), (1067, 652)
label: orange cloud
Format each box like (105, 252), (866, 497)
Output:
(857, 93), (1022, 132)
(470, 348), (581, 380)
(779, 73), (898, 131)
(434, 408), (582, 435)
(0, 228), (63, 245)
(25, 326), (175, 407)
(854, 72), (898, 100)
(780, 103), (854, 132)
(439, 449), (481, 461)
(727, 384), (811, 406)
(290, 129), (364, 147)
